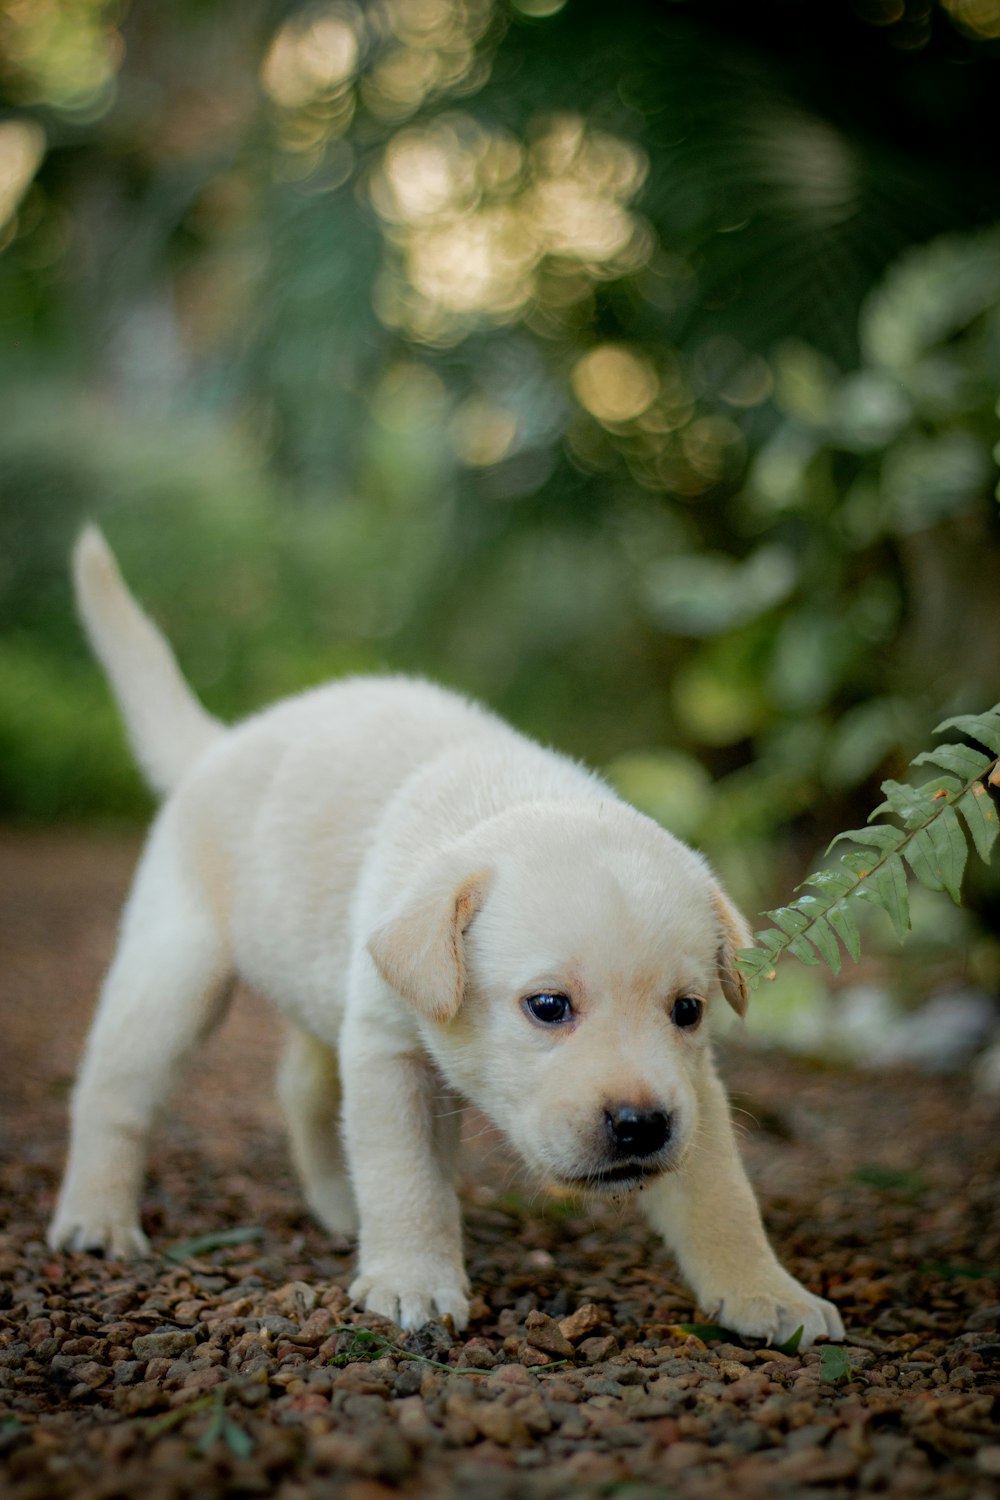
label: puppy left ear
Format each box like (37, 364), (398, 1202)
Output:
(367, 862), (493, 1024)
(711, 885), (754, 1017)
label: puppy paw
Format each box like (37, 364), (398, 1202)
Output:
(707, 1270), (844, 1348)
(48, 1209), (151, 1260)
(350, 1262), (470, 1332)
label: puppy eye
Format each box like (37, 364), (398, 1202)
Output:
(671, 996), (703, 1030)
(523, 993), (573, 1026)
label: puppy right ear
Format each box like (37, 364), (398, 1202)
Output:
(367, 864), (493, 1024)
(710, 884), (754, 1018)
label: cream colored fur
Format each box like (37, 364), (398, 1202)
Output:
(49, 527), (844, 1347)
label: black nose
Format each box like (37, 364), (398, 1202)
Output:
(604, 1105), (671, 1158)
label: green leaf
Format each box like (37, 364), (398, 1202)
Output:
(221, 1416), (254, 1459)
(829, 824), (905, 853)
(904, 806), (967, 903)
(195, 1392), (225, 1455)
(777, 1325), (804, 1356)
(912, 744), (992, 781)
(790, 894), (832, 922)
(931, 805), (968, 903)
(193, 1390), (254, 1458)
(819, 1346), (856, 1383)
(904, 830), (944, 893)
(871, 777), (957, 827)
(164, 1226), (264, 1262)
(787, 933), (821, 965)
(736, 946), (777, 981)
(754, 926), (790, 954)
(805, 915), (842, 975)
(766, 906), (811, 936)
(145, 1396), (215, 1438)
(919, 1260), (999, 1281)
(856, 853), (910, 939)
(329, 1329), (389, 1366)
(826, 901), (861, 962)
(852, 1165), (927, 1192)
(958, 782), (999, 862)
(799, 868), (855, 898)
(934, 709), (1000, 756)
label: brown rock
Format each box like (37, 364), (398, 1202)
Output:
(179, 1365), (227, 1393)
(648, 1416), (682, 1447)
(132, 1329), (197, 1360)
(578, 1335), (619, 1363)
(558, 1303), (605, 1343)
(976, 1445), (1000, 1477)
(71, 1359), (110, 1389)
(515, 1342), (545, 1366)
(290, 1307), (336, 1345)
(488, 1363), (535, 1388)
(775, 1448), (862, 1483)
(660, 1439), (712, 1470)
(171, 1300), (203, 1326)
(467, 1400), (532, 1447)
(458, 1337), (496, 1368)
(523, 1311), (575, 1359)
(395, 1395), (437, 1447)
(112, 1381), (169, 1415)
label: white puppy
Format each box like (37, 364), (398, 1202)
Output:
(49, 528), (844, 1348)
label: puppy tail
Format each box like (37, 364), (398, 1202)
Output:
(73, 526), (224, 796)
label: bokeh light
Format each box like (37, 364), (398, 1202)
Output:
(571, 345), (659, 425)
(0, 0), (123, 114)
(941, 0), (1000, 37)
(370, 111), (650, 343)
(0, 118), (45, 232)
(260, 7), (360, 108)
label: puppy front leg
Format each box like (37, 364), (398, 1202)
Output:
(341, 1012), (468, 1332)
(640, 1060), (844, 1347)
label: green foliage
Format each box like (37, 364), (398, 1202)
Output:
(818, 1346), (860, 1385)
(163, 1227), (265, 1263)
(777, 1325), (804, 1357)
(672, 1321), (804, 1354)
(194, 1389), (254, 1459)
(738, 708), (1000, 986)
(851, 1166), (927, 1196)
(1, 0), (999, 999)
(144, 1388), (254, 1452)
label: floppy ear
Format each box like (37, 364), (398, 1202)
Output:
(711, 885), (754, 1017)
(367, 863), (493, 1023)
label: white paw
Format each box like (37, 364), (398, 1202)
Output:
(707, 1270), (844, 1348)
(350, 1260), (470, 1332)
(48, 1208), (151, 1260)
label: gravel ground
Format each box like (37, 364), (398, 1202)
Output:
(1, 829), (998, 1500)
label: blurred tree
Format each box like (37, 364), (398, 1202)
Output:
(0, 0), (998, 994)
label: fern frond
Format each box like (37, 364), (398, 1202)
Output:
(736, 704), (1000, 987)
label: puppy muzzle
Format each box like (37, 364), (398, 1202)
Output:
(555, 1109), (680, 1195)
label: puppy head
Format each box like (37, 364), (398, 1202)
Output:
(368, 802), (752, 1193)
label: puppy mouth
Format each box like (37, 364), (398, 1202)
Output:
(557, 1160), (668, 1193)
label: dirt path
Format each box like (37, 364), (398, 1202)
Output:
(1, 831), (998, 1499)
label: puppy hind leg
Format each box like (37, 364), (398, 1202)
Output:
(48, 814), (233, 1258)
(277, 1026), (358, 1239)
